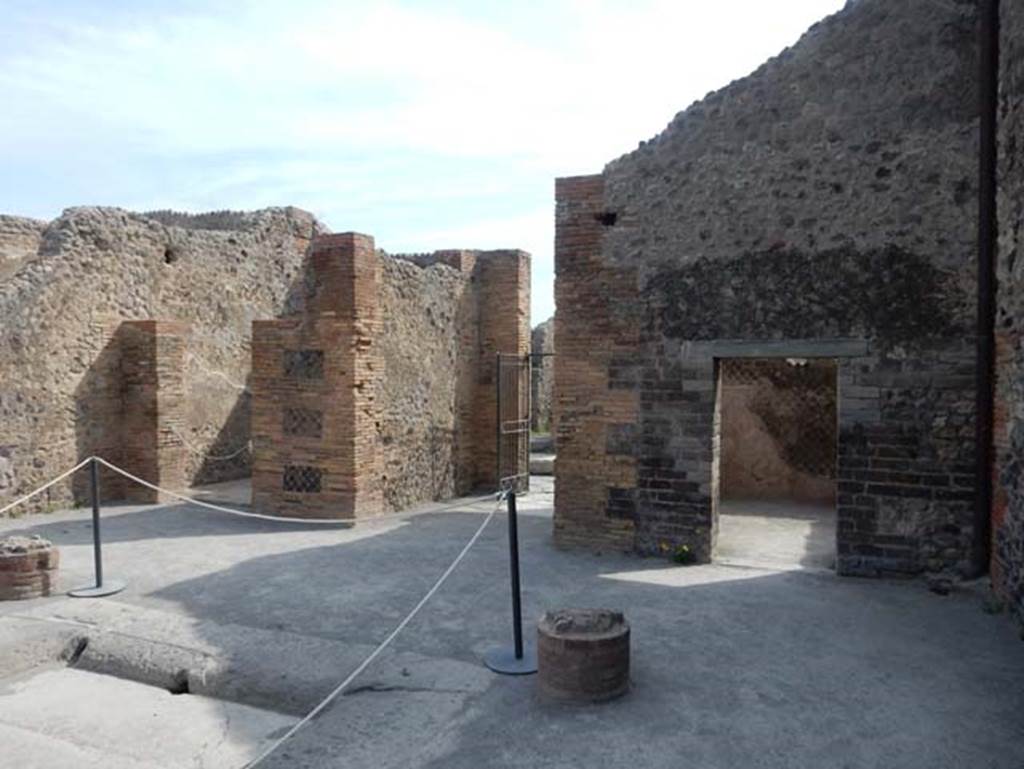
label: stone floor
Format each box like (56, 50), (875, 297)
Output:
(717, 497), (837, 571)
(0, 667), (291, 768)
(1, 477), (1022, 768)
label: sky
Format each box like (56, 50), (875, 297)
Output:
(0, 0), (846, 323)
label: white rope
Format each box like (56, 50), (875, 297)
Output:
(168, 424), (251, 462)
(94, 456), (496, 526)
(0, 457), (93, 517)
(185, 353), (251, 393)
(243, 499), (501, 768)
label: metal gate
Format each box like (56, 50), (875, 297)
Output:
(496, 353), (530, 492)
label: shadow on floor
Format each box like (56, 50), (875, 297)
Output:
(138, 512), (1022, 769)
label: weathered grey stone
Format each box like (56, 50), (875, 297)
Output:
(0, 206), (325, 513)
(0, 215), (46, 283)
(995, 0), (1024, 628)
(530, 316), (555, 433)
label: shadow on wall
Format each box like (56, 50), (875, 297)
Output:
(67, 235), (321, 502)
(193, 372), (254, 487)
(73, 323), (126, 504)
(188, 239), (321, 489)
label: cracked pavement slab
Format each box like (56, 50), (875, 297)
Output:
(0, 667), (294, 768)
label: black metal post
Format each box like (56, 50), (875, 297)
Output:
(69, 457), (126, 598)
(483, 488), (537, 675)
(90, 457), (103, 587)
(507, 491), (524, 659)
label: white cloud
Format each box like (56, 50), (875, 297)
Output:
(0, 0), (846, 321)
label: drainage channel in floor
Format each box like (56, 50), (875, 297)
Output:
(0, 637), (296, 769)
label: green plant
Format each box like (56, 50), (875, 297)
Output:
(657, 540), (697, 564)
(671, 543), (696, 566)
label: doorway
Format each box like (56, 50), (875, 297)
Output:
(714, 357), (838, 570)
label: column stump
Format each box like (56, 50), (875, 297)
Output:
(0, 536), (59, 600)
(537, 608), (630, 702)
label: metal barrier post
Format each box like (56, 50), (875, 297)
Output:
(484, 489), (537, 675)
(69, 458), (126, 598)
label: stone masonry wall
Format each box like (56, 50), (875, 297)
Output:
(379, 255), (479, 509)
(0, 206), (322, 514)
(531, 317), (555, 433)
(0, 215), (46, 283)
(994, 0), (1024, 621)
(554, 0), (981, 575)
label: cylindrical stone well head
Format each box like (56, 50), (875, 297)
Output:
(0, 535), (60, 601)
(537, 608), (630, 702)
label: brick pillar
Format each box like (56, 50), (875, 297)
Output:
(251, 234), (383, 518)
(440, 251), (482, 495)
(119, 320), (188, 503)
(473, 249), (531, 489)
(552, 174), (638, 551)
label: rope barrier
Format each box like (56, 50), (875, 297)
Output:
(168, 424), (251, 462)
(0, 457), (93, 517)
(185, 353), (251, 393)
(243, 497), (501, 768)
(0, 456), (518, 767)
(94, 456), (497, 526)
(0, 455), (498, 526)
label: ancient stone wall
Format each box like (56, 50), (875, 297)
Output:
(379, 255), (479, 509)
(531, 317), (555, 432)
(251, 236), (530, 518)
(0, 216), (46, 283)
(554, 0), (981, 575)
(719, 358), (836, 505)
(0, 206), (322, 514)
(994, 0), (1024, 621)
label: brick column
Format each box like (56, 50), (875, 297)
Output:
(119, 320), (188, 502)
(251, 234), (383, 518)
(552, 174), (638, 551)
(473, 249), (531, 489)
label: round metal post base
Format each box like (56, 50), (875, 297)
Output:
(484, 643), (538, 675)
(68, 580), (126, 598)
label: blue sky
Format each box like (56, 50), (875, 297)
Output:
(0, 0), (844, 323)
